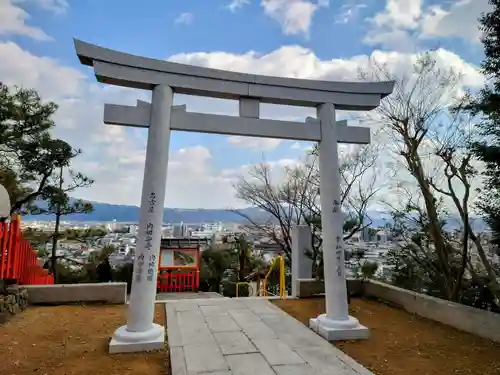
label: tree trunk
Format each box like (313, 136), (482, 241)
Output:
(451, 211), (469, 302)
(50, 166), (64, 284)
(51, 212), (61, 284)
(405, 149), (456, 299)
(215, 276), (221, 293)
(238, 251), (246, 282)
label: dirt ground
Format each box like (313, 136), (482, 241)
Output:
(0, 303), (168, 375)
(273, 298), (500, 375)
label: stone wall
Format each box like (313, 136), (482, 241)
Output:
(0, 285), (29, 325)
(295, 278), (364, 298)
(24, 282), (128, 305)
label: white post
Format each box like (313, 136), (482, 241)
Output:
(291, 225), (313, 297)
(309, 103), (369, 340)
(0, 183), (10, 220)
(110, 84), (173, 353)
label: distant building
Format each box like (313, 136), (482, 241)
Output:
(201, 222), (224, 232)
(172, 222), (189, 237)
(376, 230), (389, 244)
(106, 219), (117, 232)
(362, 227), (373, 242)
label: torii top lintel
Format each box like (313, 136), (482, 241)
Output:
(74, 39), (394, 111)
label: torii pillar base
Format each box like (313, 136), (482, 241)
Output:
(309, 315), (369, 341)
(109, 323), (165, 354)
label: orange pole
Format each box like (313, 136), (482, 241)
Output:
(196, 245), (201, 290)
(0, 222), (7, 279)
(23, 243), (29, 283)
(8, 217), (19, 280)
(5, 221), (12, 279)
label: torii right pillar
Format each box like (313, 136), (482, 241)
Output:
(309, 103), (369, 341)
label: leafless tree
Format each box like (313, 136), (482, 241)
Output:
(361, 53), (500, 304)
(232, 143), (380, 265)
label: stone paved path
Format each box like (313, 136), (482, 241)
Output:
(165, 297), (373, 375)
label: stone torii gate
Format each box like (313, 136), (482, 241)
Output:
(74, 39), (394, 353)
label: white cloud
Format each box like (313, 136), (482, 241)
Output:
(226, 0), (250, 12)
(373, 0), (422, 30)
(227, 136), (282, 151)
(364, 28), (416, 52)
(290, 141), (314, 153)
(0, 41), (85, 98)
(364, 0), (491, 50)
(363, 0), (423, 51)
(170, 45), (484, 91)
(175, 12), (194, 25)
(0, 0), (69, 41)
(221, 157), (304, 183)
(162, 146), (241, 209)
(335, 2), (367, 24)
(261, 0), (328, 37)
(420, 0), (490, 42)
(0, 0), (52, 40)
(24, 0), (69, 15)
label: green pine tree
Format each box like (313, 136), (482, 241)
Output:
(471, 1), (500, 247)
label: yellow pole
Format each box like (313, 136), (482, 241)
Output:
(262, 255), (288, 298)
(279, 256), (285, 298)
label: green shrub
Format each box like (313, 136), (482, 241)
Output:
(112, 263), (134, 293)
(361, 261), (379, 278)
(55, 263), (96, 284)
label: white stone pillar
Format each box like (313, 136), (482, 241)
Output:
(0, 183), (10, 219)
(110, 84), (173, 353)
(309, 103), (368, 341)
(291, 225), (313, 297)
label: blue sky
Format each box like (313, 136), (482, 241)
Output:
(0, 0), (490, 209)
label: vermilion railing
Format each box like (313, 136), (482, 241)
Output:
(157, 267), (198, 292)
(157, 242), (201, 293)
(0, 216), (54, 285)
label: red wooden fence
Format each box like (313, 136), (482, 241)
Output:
(0, 216), (54, 285)
(157, 267), (198, 292)
(157, 243), (201, 293)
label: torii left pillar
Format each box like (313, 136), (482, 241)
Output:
(109, 84), (173, 353)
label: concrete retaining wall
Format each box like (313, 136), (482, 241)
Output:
(295, 278), (324, 297)
(295, 278), (364, 298)
(295, 278), (500, 343)
(24, 282), (128, 305)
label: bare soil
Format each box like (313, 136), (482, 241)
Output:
(0, 303), (168, 375)
(272, 297), (500, 375)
